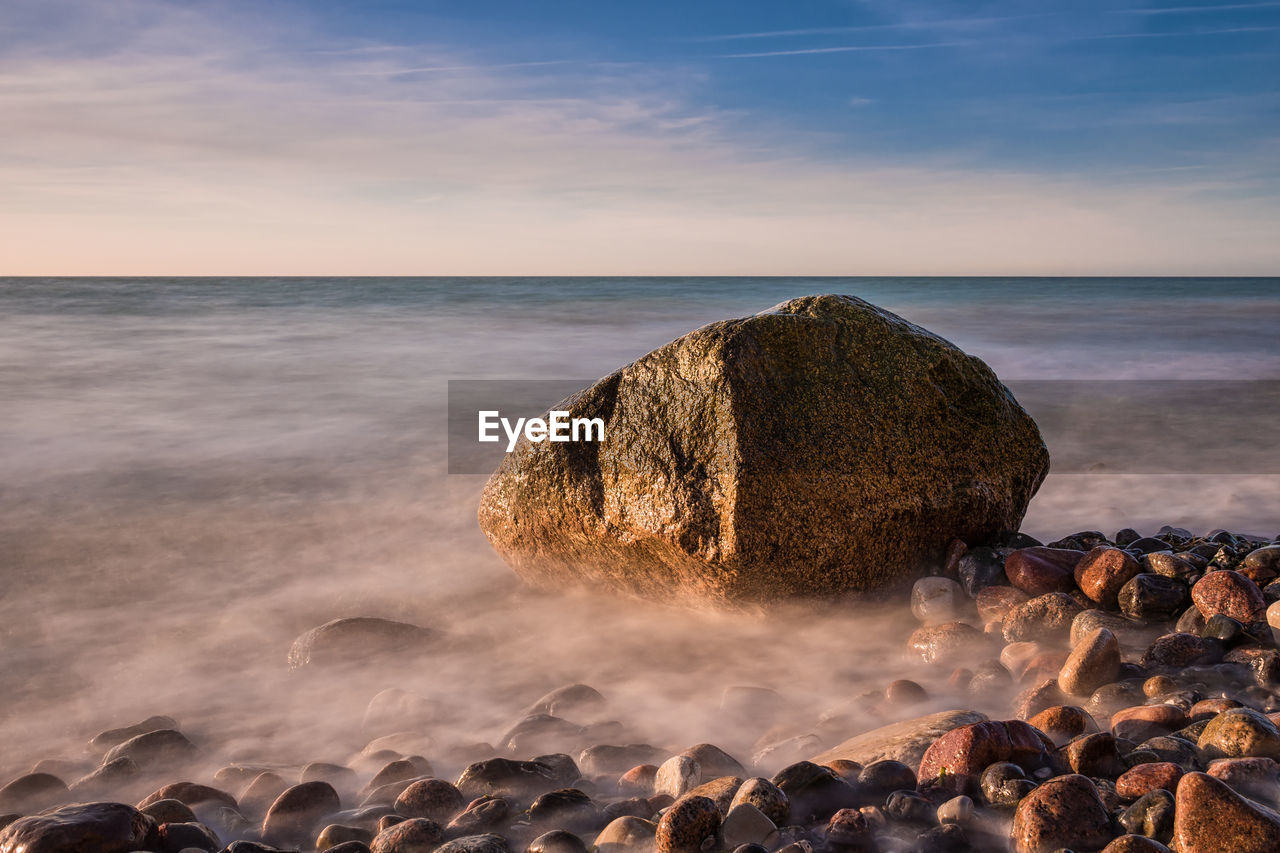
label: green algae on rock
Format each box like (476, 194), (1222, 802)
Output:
(478, 294), (1049, 604)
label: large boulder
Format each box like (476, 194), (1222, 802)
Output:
(478, 295), (1048, 604)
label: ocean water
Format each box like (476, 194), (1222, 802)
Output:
(1, 276), (1278, 783)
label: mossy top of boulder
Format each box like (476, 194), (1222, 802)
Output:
(479, 294), (1049, 605)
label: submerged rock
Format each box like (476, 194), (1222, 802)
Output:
(288, 617), (436, 670)
(478, 294), (1048, 604)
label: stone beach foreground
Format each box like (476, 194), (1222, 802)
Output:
(5, 527), (1280, 852)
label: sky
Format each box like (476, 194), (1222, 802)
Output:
(1, 0), (1278, 275)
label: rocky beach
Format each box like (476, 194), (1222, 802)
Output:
(2, 278), (1279, 853)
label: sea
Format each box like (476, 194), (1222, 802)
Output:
(1, 276), (1278, 781)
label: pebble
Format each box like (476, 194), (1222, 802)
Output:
(287, 616), (436, 670)
(1002, 593), (1084, 644)
(821, 808), (875, 852)
(1059, 626), (1121, 696)
(1119, 574), (1188, 621)
(728, 778), (789, 827)
(0, 772), (67, 814)
(87, 715), (180, 756)
(1028, 705), (1097, 746)
(654, 796), (720, 853)
(618, 765), (658, 797)
(1004, 547), (1084, 596)
(579, 746), (664, 778)
(679, 745), (744, 779)
(1076, 546), (1143, 609)
(158, 820), (220, 851)
(1141, 633), (1217, 669)
(594, 816), (657, 853)
(318, 824), (375, 849)
(976, 585), (1029, 622)
(1115, 762), (1184, 800)
(653, 756), (701, 800)
(1013, 679), (1069, 720)
(1102, 835), (1174, 852)
(0, 802), (157, 853)
(906, 622), (991, 665)
(1197, 707), (1280, 760)
(719, 803), (774, 848)
(456, 759), (558, 800)
(435, 834), (512, 853)
(395, 778), (465, 823)
(909, 577), (966, 625)
(369, 817), (445, 853)
(1192, 570), (1267, 622)
(935, 795), (972, 826)
(916, 720), (1046, 791)
(769, 762), (856, 824)
(526, 684), (607, 720)
(1064, 732), (1128, 778)
(101, 728), (198, 772)
(527, 829), (588, 853)
(957, 546), (1008, 596)
(1171, 771), (1280, 852)
(1118, 788), (1176, 843)
(1010, 773), (1113, 853)
(261, 781), (341, 846)
(855, 760), (915, 798)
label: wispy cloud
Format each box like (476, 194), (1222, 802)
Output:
(0, 0), (1277, 275)
(1115, 1), (1280, 14)
(686, 14), (1057, 42)
(722, 42), (963, 59)
(1074, 24), (1280, 38)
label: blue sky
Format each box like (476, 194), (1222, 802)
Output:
(1, 0), (1278, 274)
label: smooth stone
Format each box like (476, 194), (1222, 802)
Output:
(653, 756), (701, 800)
(369, 817), (444, 853)
(1206, 757), (1280, 802)
(976, 585), (1030, 622)
(1012, 679), (1069, 721)
(1141, 633), (1217, 669)
(0, 802), (157, 853)
(1171, 771), (1280, 852)
(720, 803), (774, 848)
(809, 710), (988, 772)
(1064, 732), (1127, 778)
(394, 779), (465, 823)
(1076, 546), (1143, 609)
(140, 798), (197, 825)
(1004, 547), (1083, 596)
(821, 807), (875, 851)
(157, 821), (220, 852)
(958, 547), (1009, 597)
(239, 772), (290, 816)
(287, 617), (435, 670)
(979, 762), (1032, 808)
(680, 745), (744, 780)
(446, 796), (510, 835)
(906, 622), (992, 666)
(456, 759), (558, 800)
(916, 720), (1047, 790)
(87, 715), (180, 756)
(727, 778), (788, 827)
(1143, 552), (1198, 583)
(1115, 763), (1184, 800)
(1010, 774), (1113, 853)
(594, 816), (657, 853)
(526, 684), (607, 719)
(1028, 705), (1098, 747)
(137, 782), (237, 811)
(1003, 593), (1083, 644)
(655, 796), (720, 853)
(1119, 788), (1176, 843)
(580, 746), (665, 778)
(910, 577), (966, 625)
(935, 795), (973, 825)
(1119, 575), (1188, 621)
(318, 824), (375, 849)
(1059, 626), (1122, 697)
(0, 773), (67, 814)
(527, 829), (588, 853)
(1198, 708), (1280, 760)
(856, 760), (915, 798)
(1192, 571), (1266, 623)
(101, 729), (197, 771)
(434, 834), (512, 853)
(261, 781), (341, 846)
(530, 788), (599, 832)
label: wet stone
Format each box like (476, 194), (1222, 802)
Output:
(101, 729), (197, 772)
(728, 778), (789, 827)
(1077, 546), (1144, 609)
(527, 829), (588, 853)
(0, 802), (158, 853)
(1064, 732), (1128, 778)
(456, 759), (558, 800)
(0, 773), (67, 814)
(435, 834), (512, 853)
(446, 796), (511, 835)
(909, 577), (965, 625)
(856, 760), (915, 799)
(1143, 552), (1198, 583)
(1115, 763), (1183, 801)
(318, 824), (375, 849)
(653, 756), (701, 800)
(395, 779), (465, 823)
(1004, 592), (1085, 644)
(87, 715), (180, 756)
(720, 803), (774, 849)
(594, 816), (657, 853)
(1119, 575), (1188, 622)
(1118, 789), (1175, 844)
(140, 798), (197, 825)
(1059, 626), (1122, 697)
(655, 796), (720, 853)
(1004, 547), (1084, 596)
(906, 622), (991, 666)
(261, 781), (342, 846)
(369, 817), (445, 853)
(821, 808), (875, 852)
(1197, 707), (1280, 760)
(579, 746), (665, 778)
(770, 762), (857, 824)
(526, 684), (607, 720)
(1192, 570), (1267, 623)
(1171, 771), (1280, 853)
(287, 617), (436, 670)
(529, 789), (599, 832)
(1028, 705), (1098, 747)
(1010, 773), (1113, 853)
(957, 547), (1009, 597)
(1141, 633), (1218, 669)
(976, 585), (1029, 623)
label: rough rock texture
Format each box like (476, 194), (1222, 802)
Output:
(810, 709), (988, 771)
(478, 295), (1049, 604)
